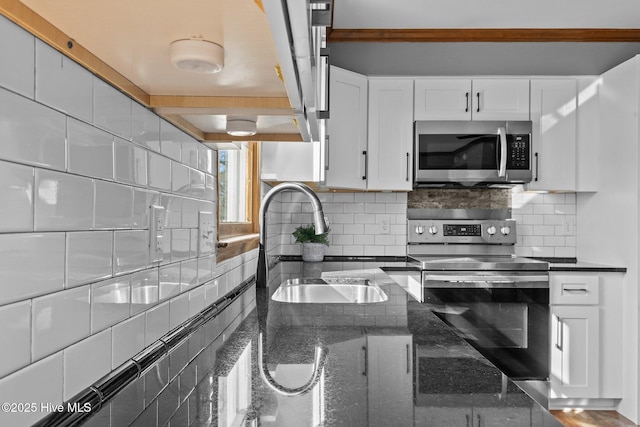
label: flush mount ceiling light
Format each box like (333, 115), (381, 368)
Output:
(226, 118), (257, 137)
(169, 38), (224, 74)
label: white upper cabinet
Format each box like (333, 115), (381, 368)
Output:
(325, 66), (368, 190)
(367, 78), (414, 191)
(414, 78), (530, 121)
(528, 79), (578, 191)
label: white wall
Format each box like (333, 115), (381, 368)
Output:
(0, 15), (258, 425)
(576, 56), (640, 423)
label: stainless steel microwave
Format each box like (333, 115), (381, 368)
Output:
(414, 120), (533, 186)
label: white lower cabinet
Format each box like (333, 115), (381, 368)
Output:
(416, 406), (531, 427)
(549, 272), (623, 405)
(367, 334), (413, 426)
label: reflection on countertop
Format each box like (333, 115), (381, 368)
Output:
(199, 261), (562, 426)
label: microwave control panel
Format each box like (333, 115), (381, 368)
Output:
(507, 135), (530, 170)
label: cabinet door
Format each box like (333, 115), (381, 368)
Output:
(550, 306), (600, 398)
(472, 79), (530, 121)
(260, 140), (324, 182)
(414, 78), (472, 120)
(473, 407), (531, 427)
(367, 78), (414, 191)
(325, 66), (368, 189)
(415, 407), (472, 426)
(527, 79), (577, 191)
(367, 335), (413, 427)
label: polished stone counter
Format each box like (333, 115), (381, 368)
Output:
(207, 261), (562, 426)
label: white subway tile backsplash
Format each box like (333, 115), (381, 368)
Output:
(182, 140), (199, 169)
(35, 40), (93, 122)
(171, 229), (190, 262)
(180, 259), (199, 291)
(67, 118), (114, 181)
(132, 189), (157, 229)
(197, 144), (209, 173)
(182, 198), (199, 228)
(160, 121), (183, 162)
(205, 174), (216, 201)
(114, 230), (148, 275)
(94, 180), (133, 229)
(172, 162), (190, 195)
(0, 233), (65, 305)
(66, 231), (113, 288)
(32, 286), (91, 361)
(190, 169), (205, 199)
(145, 301), (170, 346)
(115, 138), (148, 187)
(159, 263), (181, 301)
(0, 160), (33, 232)
(0, 301), (31, 378)
(63, 329), (111, 401)
(198, 256), (214, 283)
(34, 169), (94, 231)
(148, 151), (171, 191)
(204, 279), (219, 306)
(131, 269), (159, 315)
(161, 195), (182, 228)
(93, 78), (132, 140)
(131, 102), (160, 151)
(0, 87), (66, 170)
(169, 293), (190, 329)
(0, 352), (63, 426)
(112, 314), (146, 369)
(364, 203), (386, 214)
(188, 286), (205, 317)
(91, 276), (130, 334)
(0, 16), (34, 98)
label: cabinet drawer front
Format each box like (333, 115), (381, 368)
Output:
(550, 275), (599, 305)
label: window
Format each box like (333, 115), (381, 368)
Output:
(217, 142), (260, 261)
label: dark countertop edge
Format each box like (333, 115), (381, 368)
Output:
(277, 255), (408, 263)
(531, 257), (627, 273)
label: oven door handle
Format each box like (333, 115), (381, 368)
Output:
(423, 274), (549, 288)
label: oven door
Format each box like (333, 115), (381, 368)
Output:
(422, 271), (549, 381)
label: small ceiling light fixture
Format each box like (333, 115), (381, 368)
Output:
(169, 37), (224, 74)
(226, 118), (258, 137)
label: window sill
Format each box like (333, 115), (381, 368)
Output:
(216, 233), (259, 263)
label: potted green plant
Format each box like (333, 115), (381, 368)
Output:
(292, 224), (330, 262)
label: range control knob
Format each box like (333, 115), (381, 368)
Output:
(500, 226), (511, 235)
(486, 226), (497, 236)
(415, 226), (424, 235)
(428, 225), (438, 235)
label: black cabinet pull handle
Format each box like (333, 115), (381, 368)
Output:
(476, 92), (480, 113)
(534, 152), (540, 182)
(362, 151), (368, 180)
(406, 152), (410, 182)
(465, 92), (469, 112)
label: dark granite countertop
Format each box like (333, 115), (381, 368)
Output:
(548, 261), (627, 273)
(211, 260), (562, 426)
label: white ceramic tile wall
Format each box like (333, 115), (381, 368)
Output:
(276, 191), (408, 257)
(0, 17), (231, 425)
(512, 189), (578, 258)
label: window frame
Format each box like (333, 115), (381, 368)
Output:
(216, 142), (260, 262)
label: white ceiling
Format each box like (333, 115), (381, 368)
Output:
(13, 0), (640, 140)
(18, 0), (300, 139)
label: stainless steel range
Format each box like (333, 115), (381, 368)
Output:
(407, 208), (550, 406)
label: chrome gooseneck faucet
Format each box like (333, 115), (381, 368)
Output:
(256, 182), (329, 288)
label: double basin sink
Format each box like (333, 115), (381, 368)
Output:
(271, 277), (388, 304)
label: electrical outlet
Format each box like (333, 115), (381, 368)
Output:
(380, 216), (391, 234)
(149, 205), (165, 263)
(198, 211), (214, 256)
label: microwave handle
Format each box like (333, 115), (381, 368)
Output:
(498, 127), (507, 178)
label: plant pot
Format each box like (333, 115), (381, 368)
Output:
(301, 243), (326, 262)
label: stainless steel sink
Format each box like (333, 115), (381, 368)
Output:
(271, 278), (388, 304)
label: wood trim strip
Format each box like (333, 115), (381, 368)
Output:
(150, 95), (292, 110)
(204, 133), (303, 142)
(0, 0), (150, 105)
(162, 115), (206, 141)
(327, 28), (640, 43)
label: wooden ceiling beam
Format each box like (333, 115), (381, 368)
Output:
(203, 133), (302, 142)
(327, 28), (640, 43)
(150, 95), (293, 110)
